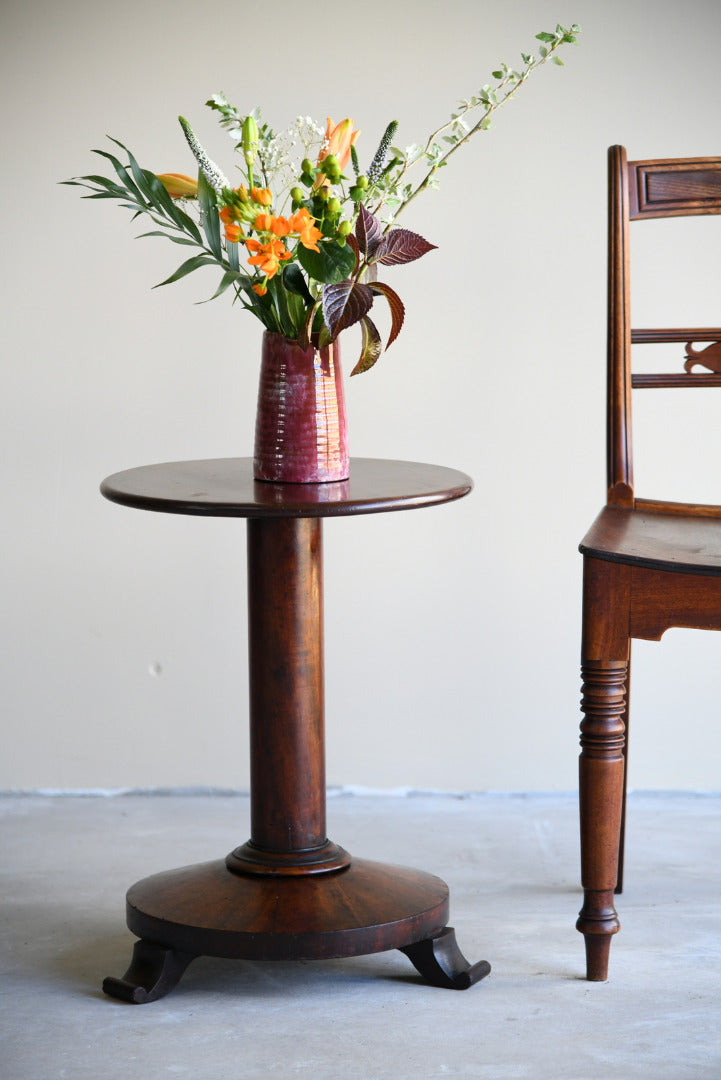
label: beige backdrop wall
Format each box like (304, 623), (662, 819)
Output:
(2, 0), (720, 792)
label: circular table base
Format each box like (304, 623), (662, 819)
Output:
(103, 857), (491, 1002)
(124, 857), (449, 961)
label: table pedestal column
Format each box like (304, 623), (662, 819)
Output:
(227, 517), (349, 876)
(103, 513), (489, 1003)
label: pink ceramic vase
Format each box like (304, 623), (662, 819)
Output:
(253, 331), (349, 483)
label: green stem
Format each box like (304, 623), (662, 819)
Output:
(374, 35), (567, 227)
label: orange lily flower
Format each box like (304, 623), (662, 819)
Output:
(288, 208), (322, 252)
(245, 237), (292, 279)
(253, 213), (290, 237)
(270, 216), (291, 237)
(156, 173), (198, 198)
(318, 118), (360, 172)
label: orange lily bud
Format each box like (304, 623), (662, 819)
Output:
(156, 173), (199, 198)
(250, 186), (273, 207)
(224, 223), (244, 243)
(318, 118), (360, 172)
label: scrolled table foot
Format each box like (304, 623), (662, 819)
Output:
(400, 927), (490, 990)
(103, 939), (197, 1003)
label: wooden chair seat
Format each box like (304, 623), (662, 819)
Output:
(581, 505), (721, 575)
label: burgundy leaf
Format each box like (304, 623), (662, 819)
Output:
(374, 227), (437, 266)
(351, 316), (383, 375)
(355, 203), (384, 258)
(369, 281), (405, 349)
(345, 233), (361, 274)
(322, 279), (374, 338)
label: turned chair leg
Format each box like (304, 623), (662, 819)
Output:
(577, 658), (628, 980)
(616, 650), (631, 895)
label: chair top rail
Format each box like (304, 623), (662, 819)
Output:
(628, 156), (721, 219)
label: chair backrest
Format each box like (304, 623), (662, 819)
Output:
(606, 145), (721, 513)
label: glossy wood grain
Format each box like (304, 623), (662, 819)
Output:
(581, 506), (721, 575)
(227, 515), (351, 878)
(101, 457), (485, 1001)
(124, 858), (449, 961)
(100, 458), (472, 518)
(578, 147), (721, 981)
(629, 157), (721, 218)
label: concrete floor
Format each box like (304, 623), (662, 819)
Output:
(1, 791), (719, 1079)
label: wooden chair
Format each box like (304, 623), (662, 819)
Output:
(577, 146), (721, 981)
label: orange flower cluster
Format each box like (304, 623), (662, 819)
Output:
(220, 191), (324, 295)
(218, 185), (271, 242)
(245, 237), (293, 292)
(287, 208), (323, 251)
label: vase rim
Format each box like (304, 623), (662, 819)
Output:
(263, 329), (339, 353)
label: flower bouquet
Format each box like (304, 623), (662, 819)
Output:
(66, 23), (579, 480)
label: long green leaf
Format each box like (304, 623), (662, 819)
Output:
(81, 191), (132, 201)
(227, 235), (240, 272)
(125, 150), (160, 206)
(92, 148), (146, 205)
(107, 138), (204, 243)
(71, 174), (127, 195)
(267, 275), (296, 337)
(171, 204), (203, 245)
(136, 229), (199, 247)
(197, 268), (248, 304)
(285, 289), (306, 335)
(153, 254), (216, 288)
(197, 172), (222, 259)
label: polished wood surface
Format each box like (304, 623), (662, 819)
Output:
(124, 858), (449, 960)
(101, 458), (486, 1002)
(628, 156), (721, 218)
(578, 146), (721, 981)
(227, 515), (351, 878)
(100, 457), (472, 518)
(581, 506), (721, 575)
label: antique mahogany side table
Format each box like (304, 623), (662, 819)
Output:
(100, 457), (489, 1002)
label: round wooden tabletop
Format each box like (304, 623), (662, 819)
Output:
(100, 458), (473, 518)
